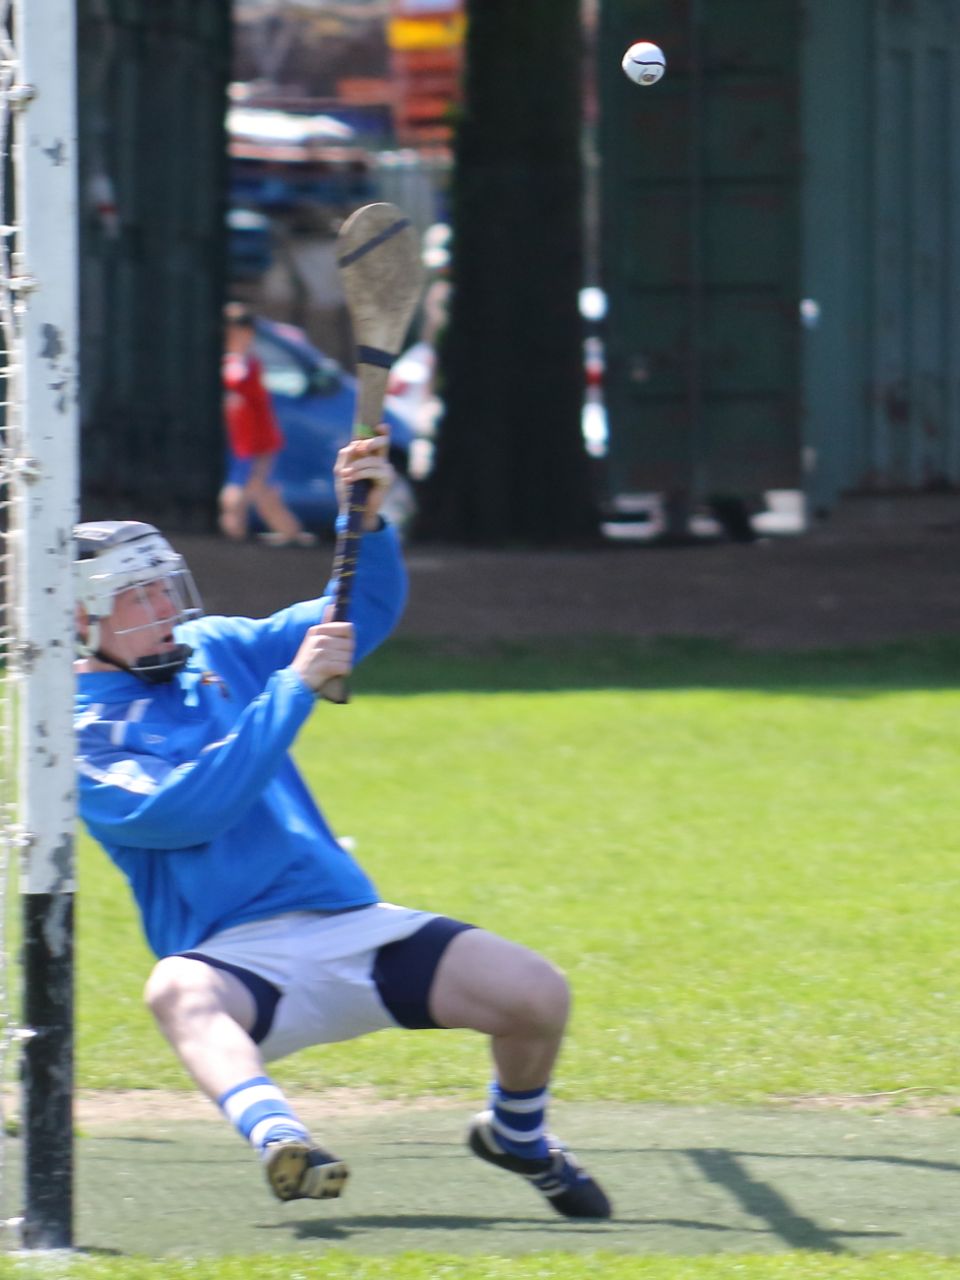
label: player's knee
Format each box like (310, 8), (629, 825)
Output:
(143, 957), (204, 1026)
(509, 958), (570, 1037)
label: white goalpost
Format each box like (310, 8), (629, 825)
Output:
(0, 0), (79, 1251)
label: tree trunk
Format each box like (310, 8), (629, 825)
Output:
(417, 0), (597, 545)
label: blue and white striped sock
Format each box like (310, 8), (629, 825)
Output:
(488, 1083), (550, 1161)
(218, 1075), (310, 1152)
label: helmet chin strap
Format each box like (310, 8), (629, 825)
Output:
(93, 644), (193, 684)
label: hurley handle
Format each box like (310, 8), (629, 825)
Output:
(318, 473), (373, 705)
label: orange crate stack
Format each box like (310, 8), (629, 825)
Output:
(388, 2), (465, 147)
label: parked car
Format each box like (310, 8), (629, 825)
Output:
(385, 340), (441, 479)
(252, 318), (418, 533)
(227, 105), (374, 213)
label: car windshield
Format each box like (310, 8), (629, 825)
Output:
(310, 355), (342, 396)
(254, 332), (310, 398)
(255, 330), (343, 398)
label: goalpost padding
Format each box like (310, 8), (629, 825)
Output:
(2, 0), (80, 1251)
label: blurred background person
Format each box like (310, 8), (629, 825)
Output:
(220, 301), (316, 547)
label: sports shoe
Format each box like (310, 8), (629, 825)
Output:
(263, 1138), (349, 1203)
(467, 1111), (612, 1219)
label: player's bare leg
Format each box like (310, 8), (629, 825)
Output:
(145, 957), (347, 1202)
(145, 957), (260, 1094)
(428, 929), (612, 1219)
(428, 929), (568, 1087)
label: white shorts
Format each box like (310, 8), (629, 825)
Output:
(180, 903), (474, 1062)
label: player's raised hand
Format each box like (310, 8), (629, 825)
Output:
(291, 620), (355, 693)
(334, 428), (394, 531)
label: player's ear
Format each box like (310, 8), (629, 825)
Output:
(75, 601), (89, 643)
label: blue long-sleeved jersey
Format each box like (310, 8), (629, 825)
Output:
(75, 526), (406, 958)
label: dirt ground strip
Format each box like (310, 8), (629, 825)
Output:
(69, 1087), (466, 1127)
(175, 494), (960, 649)
(59, 1085), (960, 1129)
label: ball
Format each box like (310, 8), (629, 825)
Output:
(621, 41), (666, 86)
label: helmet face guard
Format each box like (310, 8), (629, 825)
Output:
(74, 521), (202, 682)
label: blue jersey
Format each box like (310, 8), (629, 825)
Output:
(75, 526), (406, 958)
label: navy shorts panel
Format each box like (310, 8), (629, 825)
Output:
(371, 916), (476, 1029)
(179, 950), (281, 1045)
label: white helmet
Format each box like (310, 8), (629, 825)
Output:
(74, 520), (202, 682)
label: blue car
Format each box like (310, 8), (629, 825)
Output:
(252, 318), (417, 533)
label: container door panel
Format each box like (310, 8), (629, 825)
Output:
(599, 0), (801, 504)
(869, 0), (960, 490)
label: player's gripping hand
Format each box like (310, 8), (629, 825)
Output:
(334, 427), (394, 531)
(290, 620), (355, 693)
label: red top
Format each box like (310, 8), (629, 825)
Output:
(223, 352), (285, 459)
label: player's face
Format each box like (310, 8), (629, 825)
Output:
(99, 577), (182, 664)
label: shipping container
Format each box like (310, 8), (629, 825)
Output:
(598, 0), (960, 526)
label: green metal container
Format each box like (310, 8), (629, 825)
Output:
(599, 0), (801, 525)
(599, 0), (960, 520)
(804, 0), (960, 510)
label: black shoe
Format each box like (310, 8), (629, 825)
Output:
(467, 1111), (612, 1219)
(263, 1138), (349, 1202)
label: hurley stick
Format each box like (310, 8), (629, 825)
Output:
(320, 203), (424, 704)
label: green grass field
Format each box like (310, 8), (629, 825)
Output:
(27, 637), (960, 1277)
(76, 637), (960, 1104)
(3, 1252), (960, 1280)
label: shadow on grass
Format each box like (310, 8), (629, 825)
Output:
(353, 636), (960, 697)
(280, 1213), (615, 1240)
(733, 1149), (960, 1176)
(684, 1148), (898, 1254)
(279, 1212), (763, 1242)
